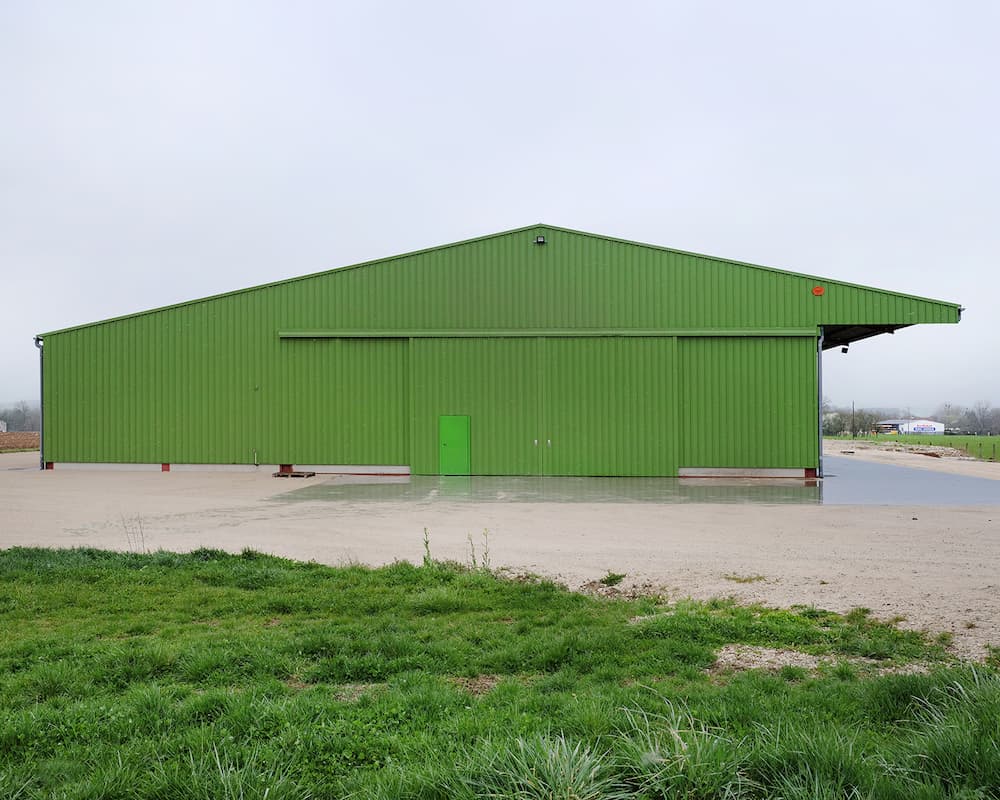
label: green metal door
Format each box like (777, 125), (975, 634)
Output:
(416, 337), (677, 476)
(540, 337), (677, 476)
(411, 339), (540, 475)
(678, 337), (817, 468)
(439, 415), (471, 475)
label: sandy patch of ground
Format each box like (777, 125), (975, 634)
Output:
(2, 450), (998, 662)
(708, 644), (932, 676)
(333, 683), (383, 702)
(825, 439), (1000, 480)
(711, 644), (824, 672)
(449, 675), (504, 695)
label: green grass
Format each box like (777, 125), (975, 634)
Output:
(0, 448), (37, 454)
(1, 547), (997, 799)
(828, 434), (1000, 461)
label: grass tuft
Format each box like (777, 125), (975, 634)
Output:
(456, 735), (628, 800)
(600, 571), (627, 587)
(616, 699), (755, 798)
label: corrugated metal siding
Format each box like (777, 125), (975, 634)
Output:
(40, 225), (952, 468)
(266, 338), (408, 465)
(44, 310), (408, 464)
(679, 337), (818, 468)
(409, 336), (677, 476)
(541, 337), (676, 476)
(43, 226), (960, 337)
(410, 338), (540, 475)
(283, 229), (957, 329)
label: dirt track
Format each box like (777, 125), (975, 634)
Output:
(1, 449), (998, 660)
(825, 439), (1000, 479)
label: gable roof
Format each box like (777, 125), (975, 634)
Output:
(38, 223), (961, 345)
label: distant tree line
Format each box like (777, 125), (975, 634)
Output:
(929, 401), (1000, 435)
(823, 400), (1000, 437)
(3, 397), (997, 438)
(0, 401), (40, 432)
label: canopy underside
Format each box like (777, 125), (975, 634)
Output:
(822, 324), (910, 350)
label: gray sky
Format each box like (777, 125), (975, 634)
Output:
(2, 1), (997, 413)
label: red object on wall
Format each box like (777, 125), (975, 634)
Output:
(812, 286), (825, 296)
(161, 463), (171, 472)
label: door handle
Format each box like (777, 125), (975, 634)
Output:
(547, 439), (552, 447)
(533, 439), (538, 446)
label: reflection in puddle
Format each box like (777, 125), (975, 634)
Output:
(820, 456), (1000, 505)
(274, 456), (1000, 506)
(277, 474), (823, 504)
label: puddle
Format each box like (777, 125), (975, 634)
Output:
(274, 456), (1000, 506)
(275, 474), (822, 504)
(820, 455), (1000, 505)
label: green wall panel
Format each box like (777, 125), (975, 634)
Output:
(410, 338), (540, 475)
(679, 337), (818, 468)
(44, 328), (408, 465)
(541, 337), (676, 476)
(267, 338), (408, 465)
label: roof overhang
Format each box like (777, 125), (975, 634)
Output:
(822, 324), (910, 350)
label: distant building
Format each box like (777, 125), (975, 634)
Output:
(0, 420), (6, 433)
(876, 418), (945, 435)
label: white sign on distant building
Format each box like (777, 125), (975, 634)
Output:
(877, 418), (945, 435)
(902, 419), (945, 434)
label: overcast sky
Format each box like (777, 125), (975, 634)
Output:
(2, 1), (997, 414)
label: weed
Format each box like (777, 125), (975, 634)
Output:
(422, 527), (432, 568)
(466, 528), (491, 571)
(725, 574), (767, 584)
(845, 607), (871, 624)
(120, 513), (147, 554)
(600, 571), (626, 587)
(598, 570), (626, 586)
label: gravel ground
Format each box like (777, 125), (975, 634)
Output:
(2, 448), (998, 661)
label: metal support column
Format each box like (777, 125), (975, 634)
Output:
(34, 336), (44, 471)
(816, 328), (824, 478)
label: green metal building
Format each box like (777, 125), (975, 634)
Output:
(35, 224), (961, 476)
